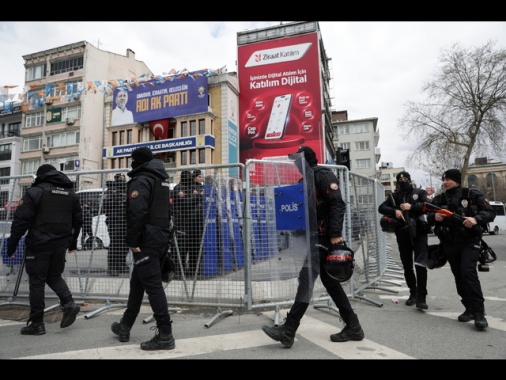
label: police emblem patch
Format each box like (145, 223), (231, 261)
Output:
(461, 199), (468, 208)
(413, 194), (419, 201)
(130, 190), (139, 199)
(330, 183), (339, 190)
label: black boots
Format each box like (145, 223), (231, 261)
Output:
(458, 304), (488, 330)
(474, 313), (488, 330)
(60, 301), (81, 328)
(406, 291), (428, 310)
(405, 292), (417, 306)
(111, 319), (132, 342)
(330, 313), (365, 342)
(140, 325), (176, 351)
(458, 309), (474, 322)
(262, 315), (300, 348)
(21, 321), (46, 335)
(416, 294), (428, 310)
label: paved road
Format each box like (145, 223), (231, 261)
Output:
(1, 234), (505, 360)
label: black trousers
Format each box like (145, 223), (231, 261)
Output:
(25, 245), (73, 323)
(395, 230), (428, 296)
(289, 236), (355, 322)
(122, 247), (172, 328)
(442, 238), (485, 312)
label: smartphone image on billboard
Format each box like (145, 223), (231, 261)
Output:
(264, 94), (292, 140)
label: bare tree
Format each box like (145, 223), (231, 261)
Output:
(399, 40), (506, 187)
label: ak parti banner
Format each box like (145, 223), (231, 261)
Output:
(149, 119), (169, 140)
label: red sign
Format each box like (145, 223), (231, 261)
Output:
(238, 31), (324, 182)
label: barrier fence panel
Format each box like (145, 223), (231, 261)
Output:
(1, 162), (392, 325)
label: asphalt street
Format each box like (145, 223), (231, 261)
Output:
(1, 234), (505, 360)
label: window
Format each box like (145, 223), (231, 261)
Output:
(181, 151), (187, 165)
(50, 56), (84, 75)
(181, 121), (187, 137)
(355, 141), (370, 150)
(358, 194), (374, 204)
(119, 131), (125, 145)
(2, 122), (21, 137)
(46, 131), (80, 148)
(25, 112), (45, 128)
(190, 120), (197, 136)
(190, 150), (197, 165)
(380, 173), (390, 181)
(112, 131), (118, 146)
(26, 63), (46, 81)
(199, 148), (205, 164)
(198, 119), (206, 134)
(61, 105), (81, 120)
(353, 123), (370, 133)
(338, 125), (349, 134)
(22, 159), (41, 175)
(0, 144), (12, 161)
(356, 159), (371, 169)
(339, 142), (350, 150)
(23, 136), (43, 151)
(468, 175), (478, 187)
(0, 167), (10, 184)
(127, 130), (133, 144)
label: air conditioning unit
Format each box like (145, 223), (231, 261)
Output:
(66, 118), (75, 125)
(42, 146), (50, 154)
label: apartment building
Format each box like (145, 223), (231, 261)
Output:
(332, 115), (380, 178)
(19, 41), (152, 192)
(0, 99), (23, 205)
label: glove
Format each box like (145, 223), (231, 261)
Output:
(6, 238), (17, 257)
(68, 240), (77, 252)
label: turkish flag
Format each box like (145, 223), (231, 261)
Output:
(149, 119), (169, 140)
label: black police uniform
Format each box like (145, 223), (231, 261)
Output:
(103, 178), (129, 275)
(378, 184), (431, 307)
(172, 170), (204, 277)
(7, 169), (82, 326)
(121, 158), (173, 331)
(262, 147), (364, 346)
(428, 185), (495, 323)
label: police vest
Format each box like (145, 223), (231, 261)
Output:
(34, 183), (74, 235)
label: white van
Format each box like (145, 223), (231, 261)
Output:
(486, 201), (506, 235)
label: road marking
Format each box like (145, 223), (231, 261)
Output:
(16, 330), (277, 359)
(297, 315), (414, 359)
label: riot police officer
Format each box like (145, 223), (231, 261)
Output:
(428, 169), (495, 330)
(378, 171), (432, 310)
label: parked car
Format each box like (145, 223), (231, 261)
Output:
(77, 214), (110, 250)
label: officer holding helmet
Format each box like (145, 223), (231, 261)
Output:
(261, 146), (364, 347)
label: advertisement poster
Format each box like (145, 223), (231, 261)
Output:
(111, 75), (208, 126)
(238, 32), (323, 179)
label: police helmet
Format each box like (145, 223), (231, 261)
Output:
(380, 215), (399, 233)
(325, 243), (355, 282)
(427, 244), (447, 269)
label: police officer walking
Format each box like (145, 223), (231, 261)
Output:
(262, 146), (364, 347)
(7, 164), (83, 335)
(110, 147), (175, 350)
(378, 171), (432, 310)
(428, 169), (495, 330)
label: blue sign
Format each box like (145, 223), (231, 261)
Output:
(274, 183), (306, 231)
(102, 135), (216, 158)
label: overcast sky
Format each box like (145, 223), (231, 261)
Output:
(1, 21), (505, 186)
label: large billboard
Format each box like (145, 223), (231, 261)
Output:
(111, 75), (209, 126)
(238, 31), (323, 172)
